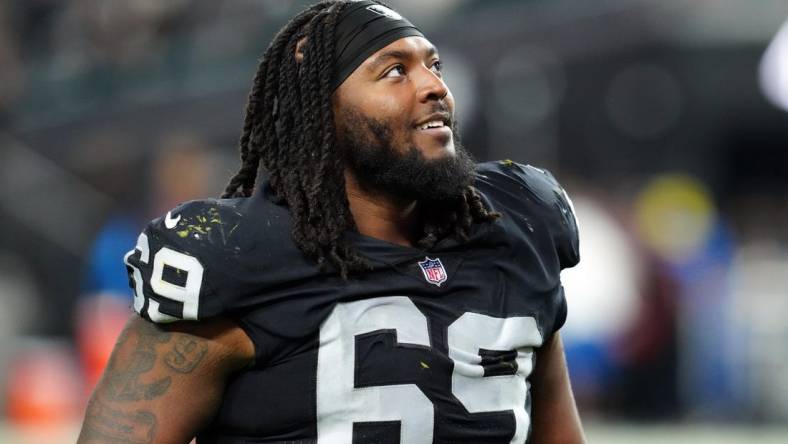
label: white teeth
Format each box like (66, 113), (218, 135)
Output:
(419, 120), (444, 130)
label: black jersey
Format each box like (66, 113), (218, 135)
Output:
(124, 160), (580, 444)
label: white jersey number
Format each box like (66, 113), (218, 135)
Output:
(449, 313), (542, 443)
(316, 297), (543, 444)
(124, 233), (203, 322)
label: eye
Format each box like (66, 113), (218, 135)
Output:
(383, 64), (406, 78)
(431, 60), (443, 74)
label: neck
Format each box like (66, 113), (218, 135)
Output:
(345, 170), (421, 247)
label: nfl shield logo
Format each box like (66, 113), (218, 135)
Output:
(418, 257), (447, 287)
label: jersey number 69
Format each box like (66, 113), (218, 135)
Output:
(316, 297), (543, 444)
(124, 233), (204, 322)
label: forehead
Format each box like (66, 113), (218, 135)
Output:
(359, 36), (439, 70)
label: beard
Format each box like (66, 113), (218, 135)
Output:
(337, 106), (476, 204)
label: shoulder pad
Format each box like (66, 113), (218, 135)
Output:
(149, 198), (248, 255)
(476, 160), (580, 269)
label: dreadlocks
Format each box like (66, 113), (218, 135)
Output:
(222, 1), (499, 278)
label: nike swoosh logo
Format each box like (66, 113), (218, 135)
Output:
(164, 211), (181, 229)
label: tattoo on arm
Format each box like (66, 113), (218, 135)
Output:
(81, 400), (157, 444)
(105, 321), (174, 402)
(80, 319), (212, 443)
(164, 336), (209, 373)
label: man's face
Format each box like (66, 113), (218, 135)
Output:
(334, 36), (474, 201)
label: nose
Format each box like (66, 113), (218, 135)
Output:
(416, 66), (449, 103)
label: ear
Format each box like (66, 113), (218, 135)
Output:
(295, 37), (307, 63)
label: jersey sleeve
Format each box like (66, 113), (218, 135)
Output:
(513, 162), (578, 334)
(517, 163), (580, 270)
(477, 160), (580, 335)
(123, 199), (242, 323)
(481, 160), (580, 270)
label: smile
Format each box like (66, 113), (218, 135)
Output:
(418, 120), (446, 130)
(415, 124), (452, 142)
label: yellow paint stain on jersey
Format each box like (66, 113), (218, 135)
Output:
(186, 224), (208, 234)
(169, 207), (229, 240)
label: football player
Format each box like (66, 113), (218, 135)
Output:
(78, 1), (584, 443)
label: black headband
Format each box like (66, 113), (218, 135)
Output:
(332, 1), (424, 90)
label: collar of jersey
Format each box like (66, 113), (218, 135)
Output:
(345, 231), (429, 266)
(345, 219), (494, 267)
(256, 179), (495, 266)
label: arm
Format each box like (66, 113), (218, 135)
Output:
(529, 332), (586, 444)
(78, 314), (255, 444)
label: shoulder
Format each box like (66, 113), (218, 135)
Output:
(145, 194), (289, 257)
(147, 198), (249, 254)
(475, 160), (580, 269)
(475, 160), (569, 210)
(127, 194), (295, 323)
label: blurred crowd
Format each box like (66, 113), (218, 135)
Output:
(0, 0), (787, 440)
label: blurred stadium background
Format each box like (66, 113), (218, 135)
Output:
(1, 0), (787, 442)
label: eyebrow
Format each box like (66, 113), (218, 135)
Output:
(366, 45), (438, 73)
